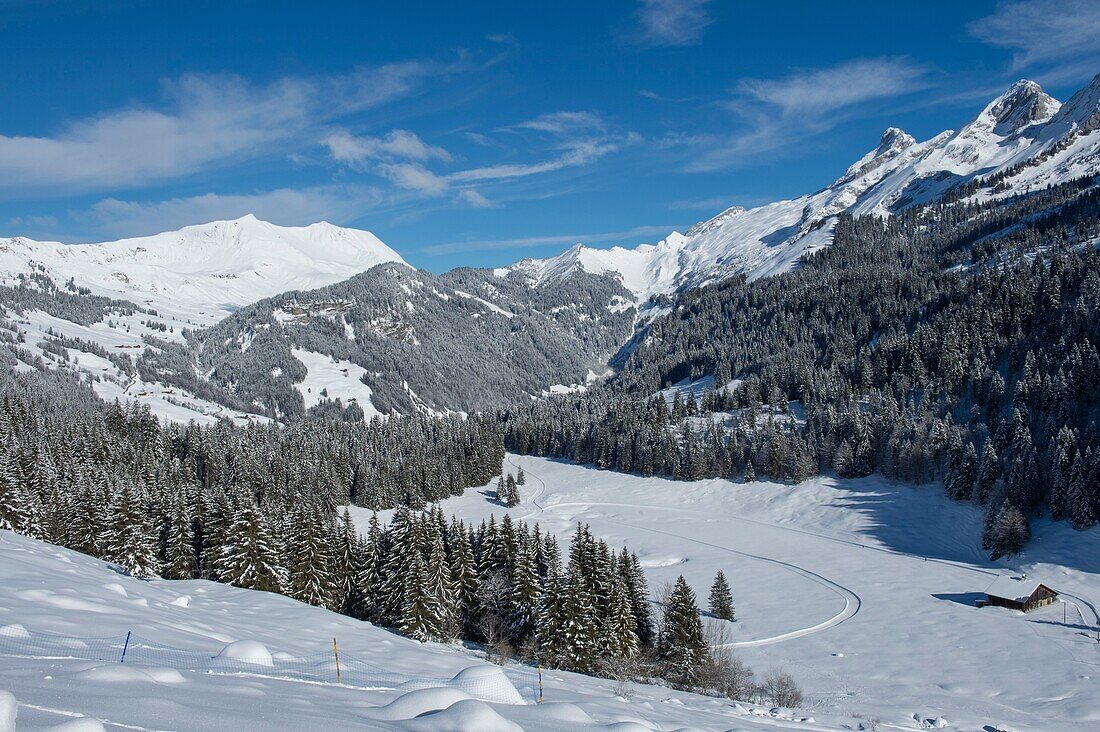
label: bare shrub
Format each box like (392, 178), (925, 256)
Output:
(758, 668), (803, 708)
(700, 619), (756, 700)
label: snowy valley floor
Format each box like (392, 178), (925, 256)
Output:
(352, 455), (1100, 732)
(2, 459), (1098, 731)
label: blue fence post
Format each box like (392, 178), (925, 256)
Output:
(120, 630), (132, 663)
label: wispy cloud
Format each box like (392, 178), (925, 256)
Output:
(968, 0), (1100, 80)
(449, 139), (621, 183)
(378, 163), (449, 196)
(485, 33), (518, 46)
(0, 62), (445, 195)
(421, 223), (680, 256)
(632, 0), (714, 47)
(507, 111), (607, 134)
(325, 129), (451, 167)
(72, 185), (384, 240)
(637, 89), (695, 103)
(685, 57), (932, 171)
(323, 109), (628, 207)
(455, 189), (495, 208)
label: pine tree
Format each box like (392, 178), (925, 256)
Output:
(515, 466), (526, 485)
(603, 576), (640, 658)
(163, 500), (197, 579)
(399, 550), (436, 641)
(333, 509), (363, 615)
(708, 570), (735, 621)
(556, 562), (599, 673)
(658, 576), (708, 687)
(503, 474), (520, 507)
(288, 511), (338, 609)
(0, 452), (33, 533)
(216, 505), (287, 593)
(106, 485), (161, 579)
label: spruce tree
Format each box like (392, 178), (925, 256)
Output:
(216, 505), (287, 594)
(658, 576), (708, 687)
(708, 570), (735, 621)
(106, 485), (161, 579)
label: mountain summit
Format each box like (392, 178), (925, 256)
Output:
(510, 76), (1100, 306)
(0, 215), (405, 323)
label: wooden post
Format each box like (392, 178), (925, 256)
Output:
(332, 636), (342, 684)
(537, 659), (544, 704)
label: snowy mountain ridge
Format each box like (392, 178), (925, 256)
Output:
(0, 214), (406, 326)
(508, 75), (1100, 305)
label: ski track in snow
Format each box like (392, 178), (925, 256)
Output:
(515, 461), (861, 648)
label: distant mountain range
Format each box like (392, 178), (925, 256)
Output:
(0, 74), (1097, 419)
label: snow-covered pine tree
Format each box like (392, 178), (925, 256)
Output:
(556, 561), (599, 673)
(333, 508), (363, 616)
(106, 485), (161, 579)
(658, 575), (708, 687)
(448, 520), (478, 634)
(708, 570), (735, 621)
(423, 516), (456, 640)
(620, 549), (654, 648)
(357, 512), (385, 621)
(216, 505), (287, 593)
(0, 451), (33, 533)
(515, 466), (525, 485)
(288, 509), (338, 609)
(503, 473), (520, 507)
(163, 499), (197, 579)
(603, 576), (640, 658)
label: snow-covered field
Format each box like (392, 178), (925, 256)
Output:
(350, 455), (1100, 732)
(1, 527), (850, 731)
(4, 457), (1098, 730)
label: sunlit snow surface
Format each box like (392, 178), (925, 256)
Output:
(4, 527), (835, 731)
(350, 454), (1100, 732)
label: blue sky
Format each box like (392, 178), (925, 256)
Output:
(1, 0), (1098, 272)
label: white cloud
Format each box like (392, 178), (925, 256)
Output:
(969, 0), (1100, 73)
(686, 57), (931, 171)
(509, 111), (607, 134)
(449, 139), (621, 183)
(633, 0), (714, 47)
(733, 57), (931, 118)
(455, 189), (495, 208)
(0, 62), (440, 195)
(325, 129), (451, 167)
(74, 185), (384, 239)
(378, 163), (449, 195)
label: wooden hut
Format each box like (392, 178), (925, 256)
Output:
(980, 576), (1058, 612)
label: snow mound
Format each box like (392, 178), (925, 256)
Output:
(74, 665), (185, 684)
(0, 691), (15, 732)
(528, 701), (595, 723)
(595, 722), (658, 732)
(368, 687), (473, 720)
(213, 640), (274, 667)
(0, 624), (30, 639)
(449, 665), (526, 704)
(407, 699), (523, 732)
(45, 720), (107, 732)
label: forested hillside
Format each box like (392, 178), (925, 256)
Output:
(503, 178), (1100, 557)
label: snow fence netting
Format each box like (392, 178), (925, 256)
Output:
(0, 625), (534, 704)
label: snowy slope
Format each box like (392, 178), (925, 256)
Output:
(0, 529), (850, 731)
(510, 75), (1100, 305)
(0, 214), (406, 327)
(352, 454), (1100, 732)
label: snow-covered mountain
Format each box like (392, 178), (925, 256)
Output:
(509, 75), (1100, 305)
(0, 214), (406, 326)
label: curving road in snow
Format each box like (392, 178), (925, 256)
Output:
(510, 457), (862, 648)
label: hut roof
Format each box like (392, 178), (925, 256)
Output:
(984, 575), (1051, 602)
